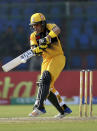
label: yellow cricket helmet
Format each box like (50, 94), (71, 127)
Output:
(29, 13), (46, 26)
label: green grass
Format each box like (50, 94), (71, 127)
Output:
(1, 121), (97, 131)
(0, 105), (97, 131)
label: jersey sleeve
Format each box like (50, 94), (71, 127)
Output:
(30, 32), (38, 48)
(46, 23), (57, 31)
(47, 23), (59, 38)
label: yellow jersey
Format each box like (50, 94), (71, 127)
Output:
(30, 23), (64, 59)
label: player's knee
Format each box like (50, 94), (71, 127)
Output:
(40, 71), (51, 87)
(41, 71), (51, 85)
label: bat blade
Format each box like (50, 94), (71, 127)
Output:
(2, 49), (34, 72)
(2, 56), (23, 72)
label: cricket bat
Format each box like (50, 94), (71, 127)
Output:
(2, 49), (35, 72)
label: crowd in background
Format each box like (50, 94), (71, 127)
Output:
(0, 25), (29, 57)
(0, 25), (42, 71)
(0, 1), (97, 71)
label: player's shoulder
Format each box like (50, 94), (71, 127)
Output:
(46, 23), (57, 30)
(30, 31), (36, 37)
(30, 31), (36, 39)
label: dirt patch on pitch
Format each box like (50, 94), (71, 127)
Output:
(0, 117), (97, 123)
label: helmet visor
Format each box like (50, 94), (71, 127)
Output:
(29, 21), (42, 26)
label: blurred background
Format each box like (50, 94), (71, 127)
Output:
(0, 0), (97, 71)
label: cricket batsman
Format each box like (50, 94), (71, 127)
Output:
(29, 13), (72, 118)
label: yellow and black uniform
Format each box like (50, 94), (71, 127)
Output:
(28, 13), (72, 117)
(30, 23), (66, 107)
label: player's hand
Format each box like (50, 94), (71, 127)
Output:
(32, 46), (43, 55)
(39, 37), (51, 49)
(39, 42), (48, 49)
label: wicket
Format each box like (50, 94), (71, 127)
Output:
(79, 70), (93, 117)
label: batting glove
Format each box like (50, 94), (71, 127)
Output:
(39, 37), (51, 49)
(32, 46), (43, 55)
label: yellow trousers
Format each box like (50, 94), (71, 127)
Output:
(41, 55), (66, 105)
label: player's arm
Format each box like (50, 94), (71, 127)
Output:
(39, 24), (60, 49)
(48, 24), (61, 38)
(45, 25), (60, 43)
(30, 33), (43, 55)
